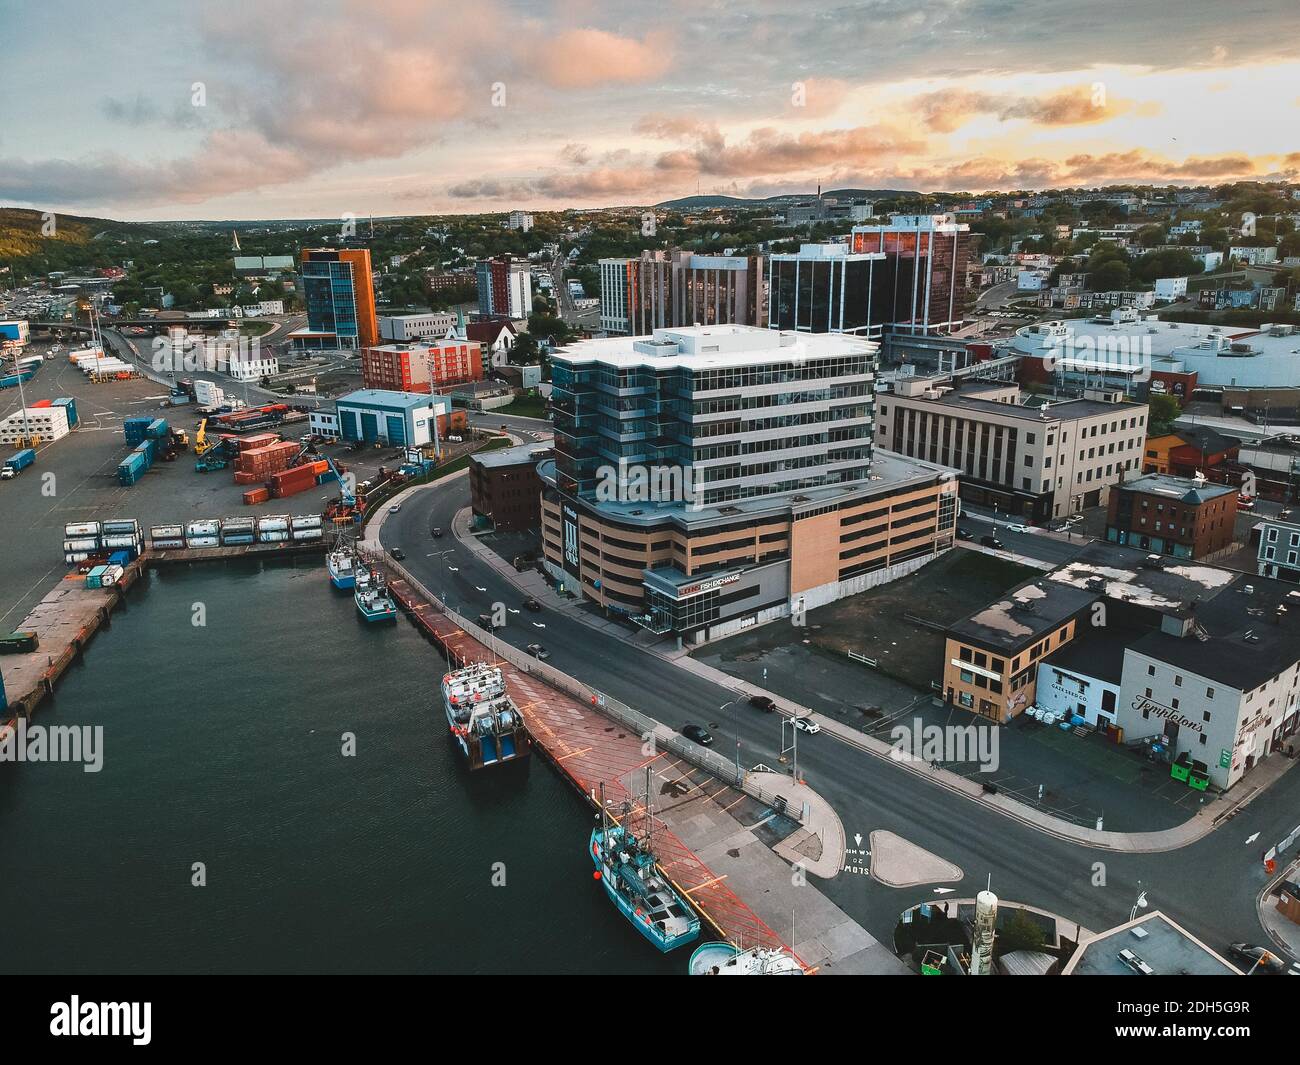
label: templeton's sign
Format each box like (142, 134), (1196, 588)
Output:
(1131, 695), (1204, 733)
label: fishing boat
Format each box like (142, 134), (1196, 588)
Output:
(589, 775), (701, 953)
(441, 662), (530, 770)
(325, 535), (356, 590)
(354, 562), (397, 623)
(687, 942), (804, 975)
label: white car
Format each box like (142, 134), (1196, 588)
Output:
(792, 716), (821, 734)
(388, 504), (401, 513)
(1005, 523), (1029, 533)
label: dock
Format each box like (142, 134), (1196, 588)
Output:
(387, 573), (797, 960)
(1, 539), (326, 718)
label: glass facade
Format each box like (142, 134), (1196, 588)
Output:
(302, 257), (359, 346)
(768, 255), (878, 334)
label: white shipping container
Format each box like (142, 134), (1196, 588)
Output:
(64, 521), (101, 537)
(102, 519), (141, 535)
(258, 531), (290, 542)
(291, 528), (323, 540)
(64, 552), (90, 564)
(256, 515), (290, 532)
(150, 539), (185, 550)
(290, 514), (323, 529)
(150, 524), (184, 539)
(101, 534), (140, 548)
(63, 538), (100, 552)
(186, 520), (220, 536)
(185, 536), (219, 548)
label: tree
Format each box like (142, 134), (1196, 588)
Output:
(1148, 393), (1181, 434)
(997, 909), (1048, 955)
(1090, 259), (1131, 291)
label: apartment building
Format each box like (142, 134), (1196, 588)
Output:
(598, 250), (763, 335)
(877, 381), (1148, 521)
(1258, 517), (1300, 582)
(361, 339), (482, 393)
(1105, 473), (1238, 558)
(541, 325), (957, 641)
(476, 255), (533, 319)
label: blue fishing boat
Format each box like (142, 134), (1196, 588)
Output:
(590, 777), (701, 953)
(326, 537), (356, 590)
(441, 662), (531, 770)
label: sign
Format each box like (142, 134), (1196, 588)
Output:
(678, 572), (741, 598)
(1130, 695), (1203, 734)
(1220, 747), (1232, 769)
(561, 503), (580, 577)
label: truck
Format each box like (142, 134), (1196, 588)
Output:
(1, 448), (36, 479)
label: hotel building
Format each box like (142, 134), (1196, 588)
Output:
(540, 325), (957, 642)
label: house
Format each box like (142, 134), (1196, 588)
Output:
(464, 319), (519, 367)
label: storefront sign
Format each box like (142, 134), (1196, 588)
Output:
(1130, 695), (1204, 733)
(678, 572), (741, 598)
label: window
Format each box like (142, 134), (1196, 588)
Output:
(1147, 664), (1155, 676)
(1174, 675), (1182, 687)
(1206, 687), (1214, 698)
(1202, 711), (1211, 722)
(960, 647), (972, 663)
(1199, 734), (1207, 746)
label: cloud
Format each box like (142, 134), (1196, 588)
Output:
(911, 84), (1158, 133)
(524, 29), (673, 88)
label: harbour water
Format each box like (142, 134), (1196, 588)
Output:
(0, 560), (678, 974)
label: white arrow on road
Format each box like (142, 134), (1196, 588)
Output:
(507, 608), (520, 614)
(447, 566), (459, 572)
(854, 833), (863, 847)
(475, 586), (487, 592)
(1246, 831), (1260, 844)
(933, 888), (955, 895)
(532, 622), (546, 629)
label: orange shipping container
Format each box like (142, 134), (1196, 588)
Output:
(243, 487), (270, 505)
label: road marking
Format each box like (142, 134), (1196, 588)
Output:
(1246, 831), (1260, 844)
(933, 888), (955, 895)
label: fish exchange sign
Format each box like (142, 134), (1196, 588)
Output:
(1131, 695), (1204, 733)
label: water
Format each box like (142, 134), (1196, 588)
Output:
(0, 560), (679, 975)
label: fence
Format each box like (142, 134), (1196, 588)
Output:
(385, 558), (803, 822)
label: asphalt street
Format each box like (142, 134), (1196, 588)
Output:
(383, 472), (1300, 960)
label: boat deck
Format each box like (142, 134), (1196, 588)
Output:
(389, 575), (793, 958)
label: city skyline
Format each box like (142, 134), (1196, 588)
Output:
(2, 0), (1300, 221)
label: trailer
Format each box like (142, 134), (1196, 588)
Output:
(1, 448), (36, 480)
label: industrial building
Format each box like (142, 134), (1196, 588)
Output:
(877, 380), (1149, 521)
(598, 250), (764, 335)
(332, 389), (456, 448)
(540, 325), (958, 642)
(378, 312), (457, 342)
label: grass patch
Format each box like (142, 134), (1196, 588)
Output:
(495, 395), (548, 419)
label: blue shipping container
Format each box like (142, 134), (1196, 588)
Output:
(52, 397), (78, 428)
(145, 418), (169, 440)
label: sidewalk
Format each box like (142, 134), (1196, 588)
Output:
(443, 485), (1297, 855)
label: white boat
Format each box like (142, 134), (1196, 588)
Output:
(326, 538), (356, 589)
(441, 662), (530, 770)
(687, 942), (804, 975)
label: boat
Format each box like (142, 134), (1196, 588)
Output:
(354, 562), (397, 623)
(589, 775), (701, 953)
(441, 662), (531, 770)
(687, 942), (804, 975)
(326, 536), (356, 590)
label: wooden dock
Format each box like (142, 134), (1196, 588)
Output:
(388, 575), (794, 958)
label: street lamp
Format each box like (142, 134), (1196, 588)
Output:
(1130, 886), (1148, 923)
(719, 694), (744, 783)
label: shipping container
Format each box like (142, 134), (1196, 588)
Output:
(290, 514), (323, 530)
(107, 549), (134, 566)
(255, 515), (290, 532)
(100, 565), (125, 586)
(242, 487), (270, 505)
(0, 631), (40, 654)
(257, 530), (290, 543)
(4, 448), (36, 473)
(185, 520), (220, 537)
(185, 535), (219, 548)
(291, 527), (324, 541)
(150, 524), (183, 540)
(64, 521), (101, 538)
(145, 418), (169, 440)
(101, 534), (139, 549)
(149, 538), (185, 550)
(102, 519), (141, 536)
(63, 537), (100, 552)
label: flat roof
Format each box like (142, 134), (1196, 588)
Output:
(949, 580), (1097, 654)
(551, 325), (875, 370)
(1042, 625), (1141, 685)
(471, 442), (551, 469)
(1048, 541), (1238, 615)
(1064, 911), (1240, 976)
(913, 389), (1143, 423)
(337, 389), (440, 411)
(1119, 472), (1237, 502)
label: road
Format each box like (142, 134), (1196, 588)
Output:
(958, 506), (1091, 565)
(547, 254), (600, 330)
(381, 472), (1300, 960)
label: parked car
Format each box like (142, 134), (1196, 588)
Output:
(526, 643), (549, 660)
(522, 598), (543, 612)
(478, 613), (500, 631)
(681, 723), (714, 747)
(1005, 523), (1028, 533)
(1227, 943), (1286, 974)
(1237, 496), (1255, 510)
(980, 534), (1005, 550)
(748, 695), (776, 711)
(792, 716), (821, 735)
(388, 547), (405, 561)
(956, 526), (974, 541)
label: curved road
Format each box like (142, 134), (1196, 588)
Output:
(381, 471), (1300, 960)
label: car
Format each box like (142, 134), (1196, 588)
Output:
(748, 694), (776, 711)
(1005, 523), (1029, 533)
(388, 548), (406, 561)
(478, 613), (500, 631)
(388, 504), (401, 513)
(792, 716), (821, 734)
(680, 723), (713, 747)
(431, 527), (443, 538)
(522, 598), (542, 612)
(956, 526), (974, 541)
(1237, 496), (1255, 510)
(1227, 943), (1286, 974)
(980, 534), (1005, 550)
(526, 643), (549, 660)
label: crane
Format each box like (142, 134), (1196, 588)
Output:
(322, 452), (361, 525)
(193, 418), (212, 456)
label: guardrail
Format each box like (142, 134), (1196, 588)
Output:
(385, 558), (804, 822)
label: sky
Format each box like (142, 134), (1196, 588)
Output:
(1, 0), (1299, 221)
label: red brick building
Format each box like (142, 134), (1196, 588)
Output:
(1106, 472), (1238, 559)
(361, 340), (483, 393)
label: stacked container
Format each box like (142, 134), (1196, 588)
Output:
(84, 565), (109, 589)
(185, 519), (220, 548)
(269, 464), (317, 499)
(101, 519), (143, 554)
(236, 433), (280, 452)
(290, 514), (324, 541)
(145, 418), (169, 441)
(99, 564), (125, 586)
(64, 520), (102, 565)
(117, 451), (147, 485)
(220, 517), (257, 545)
(150, 524), (185, 550)
(236, 440), (299, 480)
(52, 397), (78, 428)
(256, 515), (290, 543)
(123, 417), (153, 445)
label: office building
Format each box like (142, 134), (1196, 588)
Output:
(598, 250), (763, 335)
(849, 215), (974, 335)
(476, 255), (533, 319)
(469, 442), (551, 533)
(877, 380), (1149, 521)
(334, 389), (456, 448)
(296, 248), (378, 350)
(766, 244), (886, 335)
(361, 339), (482, 393)
(540, 325), (958, 641)
(1105, 472), (1238, 558)
(379, 312), (456, 342)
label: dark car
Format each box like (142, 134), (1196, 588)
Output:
(681, 724), (714, 747)
(526, 643), (549, 660)
(1228, 943), (1286, 974)
(522, 598), (543, 612)
(431, 527), (444, 538)
(749, 695), (776, 711)
(956, 526), (974, 541)
(980, 534), (1005, 550)
(388, 547), (406, 561)
(477, 613), (501, 632)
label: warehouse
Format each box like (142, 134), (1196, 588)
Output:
(333, 389), (455, 447)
